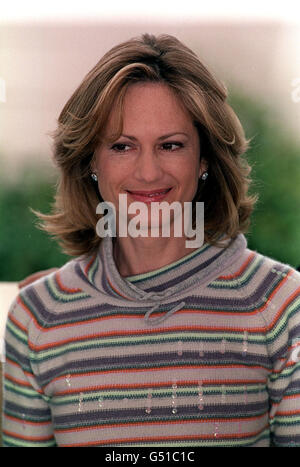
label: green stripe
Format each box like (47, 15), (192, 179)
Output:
(271, 415), (300, 425)
(6, 319), (28, 344)
(209, 255), (263, 289)
(4, 380), (44, 399)
(88, 256), (99, 285)
(46, 276), (90, 302)
(52, 383), (266, 406)
(269, 361), (300, 383)
(266, 297), (300, 344)
(28, 331), (267, 363)
(2, 434), (56, 447)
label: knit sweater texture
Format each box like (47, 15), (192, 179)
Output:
(2, 234), (300, 447)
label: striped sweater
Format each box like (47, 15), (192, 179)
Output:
(2, 234), (300, 447)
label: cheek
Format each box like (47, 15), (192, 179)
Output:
(98, 164), (128, 195)
(100, 155), (132, 176)
(178, 163), (200, 199)
(180, 162), (200, 186)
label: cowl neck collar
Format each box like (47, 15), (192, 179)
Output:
(96, 234), (247, 304)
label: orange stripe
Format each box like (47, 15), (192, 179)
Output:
(58, 413), (267, 433)
(84, 253), (97, 276)
(5, 360), (44, 395)
(49, 364), (270, 387)
(23, 310), (267, 343)
(9, 313), (28, 333)
(28, 316), (278, 351)
(2, 429), (54, 442)
(4, 414), (52, 427)
(218, 251), (256, 280)
(56, 415), (268, 436)
(269, 395), (300, 420)
(266, 282), (300, 331)
(5, 357), (35, 378)
(276, 409), (300, 416)
(4, 373), (32, 388)
(4, 361), (44, 394)
(107, 275), (134, 300)
(27, 310), (277, 349)
(30, 322), (250, 351)
(271, 360), (298, 372)
(55, 271), (82, 294)
(27, 313), (148, 345)
(17, 295), (34, 318)
(275, 394), (300, 416)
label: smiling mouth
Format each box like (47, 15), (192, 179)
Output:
(126, 188), (172, 196)
(125, 188), (172, 202)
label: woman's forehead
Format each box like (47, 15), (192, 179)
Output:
(103, 82), (196, 138)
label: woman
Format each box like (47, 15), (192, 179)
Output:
(3, 33), (300, 447)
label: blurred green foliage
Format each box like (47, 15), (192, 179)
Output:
(0, 166), (70, 281)
(0, 92), (299, 281)
(229, 91), (300, 268)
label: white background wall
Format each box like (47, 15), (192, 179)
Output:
(1, 2), (300, 178)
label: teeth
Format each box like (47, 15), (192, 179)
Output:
(143, 190), (169, 196)
(129, 189), (170, 196)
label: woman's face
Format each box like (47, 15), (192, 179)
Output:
(93, 82), (206, 231)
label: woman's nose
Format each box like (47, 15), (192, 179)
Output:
(134, 147), (163, 182)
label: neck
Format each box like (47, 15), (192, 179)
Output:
(113, 235), (201, 277)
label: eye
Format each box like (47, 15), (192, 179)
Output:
(110, 143), (131, 153)
(161, 142), (184, 151)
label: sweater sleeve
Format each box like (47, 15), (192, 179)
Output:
(266, 269), (300, 447)
(2, 295), (56, 447)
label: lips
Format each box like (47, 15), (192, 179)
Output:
(126, 188), (172, 202)
(128, 188), (171, 195)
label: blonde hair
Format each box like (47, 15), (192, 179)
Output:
(36, 33), (257, 256)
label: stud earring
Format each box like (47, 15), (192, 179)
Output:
(91, 172), (98, 181)
(201, 172), (208, 181)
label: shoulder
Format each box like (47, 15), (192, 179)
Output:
(222, 244), (300, 319)
(219, 241), (300, 285)
(244, 249), (300, 331)
(248, 248), (300, 284)
(232, 242), (300, 282)
(5, 252), (104, 357)
(10, 253), (97, 327)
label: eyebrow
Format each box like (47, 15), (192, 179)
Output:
(118, 132), (189, 141)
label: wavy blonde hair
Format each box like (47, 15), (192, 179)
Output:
(36, 33), (257, 256)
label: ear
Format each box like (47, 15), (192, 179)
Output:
(90, 152), (97, 173)
(198, 158), (208, 178)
